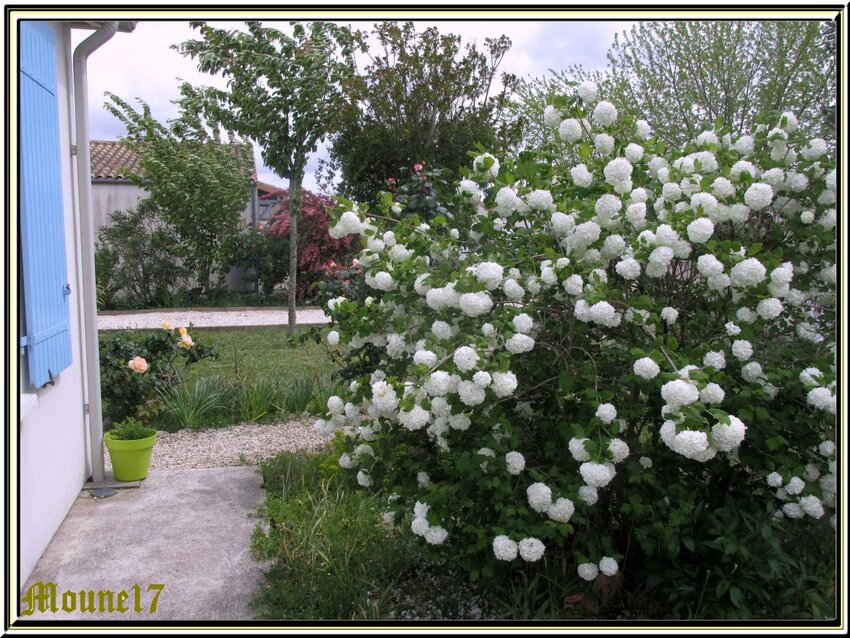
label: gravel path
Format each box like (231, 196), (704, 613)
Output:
(105, 417), (333, 472)
(98, 307), (330, 331)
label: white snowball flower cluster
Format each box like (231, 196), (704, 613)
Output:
(398, 405), (430, 431)
(491, 371), (518, 397)
(577, 80), (598, 103)
(687, 218), (715, 243)
(731, 340), (753, 361)
(580, 461), (616, 488)
(633, 357), (661, 379)
(592, 100), (618, 127)
(595, 133), (615, 155)
(458, 179), (483, 202)
(547, 497), (575, 523)
(807, 387), (836, 414)
(571, 163), (593, 187)
(599, 556), (619, 577)
(660, 307), (679, 325)
(559, 118), (583, 143)
(512, 313), (534, 334)
(518, 537), (545, 562)
(492, 535), (518, 561)
(729, 258), (766, 288)
(660, 424), (715, 462)
(472, 262), (504, 289)
(506, 333), (535, 354)
(608, 438), (630, 463)
(711, 415), (747, 452)
(569, 437), (591, 462)
(744, 183), (774, 210)
(527, 482), (553, 513)
(473, 153), (500, 179)
(527, 189), (556, 212)
(578, 562), (599, 581)
(604, 157), (633, 187)
(453, 346), (479, 372)
(505, 451), (526, 475)
(328, 210), (363, 239)
(661, 379), (700, 410)
(543, 104), (562, 128)
(596, 403), (617, 424)
(459, 291), (493, 317)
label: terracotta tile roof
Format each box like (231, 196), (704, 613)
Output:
(91, 140), (142, 180)
(90, 140), (258, 181)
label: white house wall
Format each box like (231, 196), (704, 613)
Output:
(19, 23), (89, 584)
(91, 180), (146, 231)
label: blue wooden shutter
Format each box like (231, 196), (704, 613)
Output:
(19, 21), (72, 389)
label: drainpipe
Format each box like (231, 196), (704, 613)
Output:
(73, 22), (118, 483)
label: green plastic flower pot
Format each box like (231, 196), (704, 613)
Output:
(104, 431), (157, 481)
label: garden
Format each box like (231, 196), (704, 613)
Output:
(96, 19), (837, 622)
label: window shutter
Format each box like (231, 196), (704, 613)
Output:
(19, 21), (72, 389)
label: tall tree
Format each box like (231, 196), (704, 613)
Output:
(175, 21), (357, 333)
(105, 93), (253, 296)
(604, 21), (835, 146)
(325, 21), (521, 203)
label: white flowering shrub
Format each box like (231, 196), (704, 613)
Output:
(317, 87), (836, 614)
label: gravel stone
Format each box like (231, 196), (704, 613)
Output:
(105, 417), (333, 472)
(98, 307), (330, 331)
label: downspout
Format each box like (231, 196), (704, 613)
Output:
(73, 22), (118, 483)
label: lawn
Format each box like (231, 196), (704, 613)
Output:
(183, 326), (338, 385)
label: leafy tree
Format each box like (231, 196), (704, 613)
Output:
(325, 21), (521, 204)
(510, 21), (836, 151)
(175, 21), (357, 334)
(104, 93), (253, 296)
(605, 21), (835, 146)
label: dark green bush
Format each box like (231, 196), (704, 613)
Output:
(95, 200), (191, 309)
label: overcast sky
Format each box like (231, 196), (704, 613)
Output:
(73, 19), (634, 192)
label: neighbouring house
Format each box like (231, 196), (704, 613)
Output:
(90, 140), (274, 292)
(15, 19), (137, 589)
(90, 139), (265, 232)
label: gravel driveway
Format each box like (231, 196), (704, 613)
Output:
(98, 307), (330, 330)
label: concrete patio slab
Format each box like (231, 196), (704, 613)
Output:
(18, 466), (268, 621)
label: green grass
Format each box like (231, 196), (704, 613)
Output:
(184, 326), (337, 386)
(251, 450), (500, 621)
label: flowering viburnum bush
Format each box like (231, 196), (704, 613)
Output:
(315, 85), (836, 602)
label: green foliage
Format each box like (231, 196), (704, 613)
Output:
(236, 378), (282, 423)
(325, 21), (522, 204)
(252, 451), (419, 620)
(105, 417), (156, 441)
(95, 199), (191, 309)
(104, 92), (253, 296)
(99, 326), (219, 426)
(157, 376), (229, 431)
(230, 223), (291, 299)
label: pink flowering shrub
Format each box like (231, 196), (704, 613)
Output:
(316, 87), (836, 617)
(266, 188), (359, 301)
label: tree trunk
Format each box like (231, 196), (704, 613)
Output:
(287, 173), (303, 335)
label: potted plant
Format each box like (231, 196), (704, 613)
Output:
(103, 417), (157, 481)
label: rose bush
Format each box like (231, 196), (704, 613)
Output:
(314, 85), (836, 617)
(99, 322), (218, 426)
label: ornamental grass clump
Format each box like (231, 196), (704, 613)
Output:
(315, 85), (836, 618)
